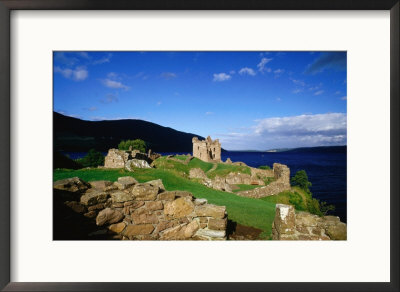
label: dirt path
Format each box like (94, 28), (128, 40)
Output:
(227, 220), (264, 240)
(207, 163), (218, 173)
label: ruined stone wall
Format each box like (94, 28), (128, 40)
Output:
(192, 136), (221, 162)
(54, 177), (228, 240)
(250, 167), (274, 179)
(236, 163), (291, 198)
(104, 149), (130, 168)
(271, 204), (347, 240)
(104, 148), (156, 170)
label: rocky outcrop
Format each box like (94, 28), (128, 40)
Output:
(236, 163), (290, 198)
(53, 177), (228, 240)
(271, 204), (347, 240)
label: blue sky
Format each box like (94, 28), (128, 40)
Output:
(54, 51), (347, 150)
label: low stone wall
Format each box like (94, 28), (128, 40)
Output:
(236, 163), (291, 198)
(54, 177), (228, 240)
(188, 163), (290, 197)
(271, 204), (347, 240)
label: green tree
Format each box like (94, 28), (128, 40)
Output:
(77, 149), (105, 168)
(291, 170), (312, 193)
(118, 139), (146, 153)
(319, 201), (336, 216)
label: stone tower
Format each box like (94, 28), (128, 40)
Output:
(192, 136), (221, 162)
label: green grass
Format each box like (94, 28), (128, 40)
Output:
(207, 163), (251, 179)
(232, 184), (262, 193)
(54, 167), (277, 239)
(153, 156), (214, 175)
(258, 165), (271, 170)
(264, 177), (275, 186)
(173, 155), (188, 161)
(187, 158), (214, 172)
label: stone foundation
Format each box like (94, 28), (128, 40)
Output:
(271, 204), (347, 240)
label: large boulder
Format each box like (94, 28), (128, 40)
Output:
(53, 177), (90, 193)
(80, 190), (109, 206)
(146, 179), (165, 192)
(195, 229), (226, 239)
(164, 197), (195, 218)
(131, 183), (159, 201)
(125, 159), (151, 171)
(89, 180), (113, 190)
(194, 204), (226, 219)
(96, 208), (124, 226)
(159, 220), (199, 240)
(114, 176), (138, 190)
(111, 191), (135, 203)
(123, 224), (154, 236)
(325, 222), (347, 240)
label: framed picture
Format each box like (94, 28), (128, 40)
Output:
(1, 1), (399, 291)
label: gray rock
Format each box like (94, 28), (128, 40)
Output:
(125, 159), (151, 171)
(114, 176), (138, 190)
(195, 229), (226, 238)
(53, 177), (90, 193)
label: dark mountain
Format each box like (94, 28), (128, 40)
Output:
(53, 112), (204, 152)
(281, 145), (347, 153)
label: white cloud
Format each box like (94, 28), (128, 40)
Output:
(101, 79), (129, 90)
(274, 69), (284, 74)
(292, 88), (303, 94)
(54, 66), (88, 81)
(213, 73), (231, 82)
(78, 52), (90, 59)
(229, 70), (236, 75)
(92, 53), (112, 65)
(314, 90), (324, 96)
(291, 79), (306, 86)
(205, 111), (214, 115)
(156, 101), (162, 106)
(218, 113), (347, 150)
(161, 72), (177, 80)
(257, 57), (272, 72)
(341, 96), (347, 100)
(100, 93), (118, 104)
(239, 67), (256, 76)
(107, 72), (118, 79)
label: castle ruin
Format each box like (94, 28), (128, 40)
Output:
(192, 136), (221, 163)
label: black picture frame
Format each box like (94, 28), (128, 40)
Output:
(0, 1), (399, 291)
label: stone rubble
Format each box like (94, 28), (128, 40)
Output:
(271, 203), (347, 240)
(54, 177), (228, 240)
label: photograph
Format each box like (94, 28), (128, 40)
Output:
(53, 51), (347, 241)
